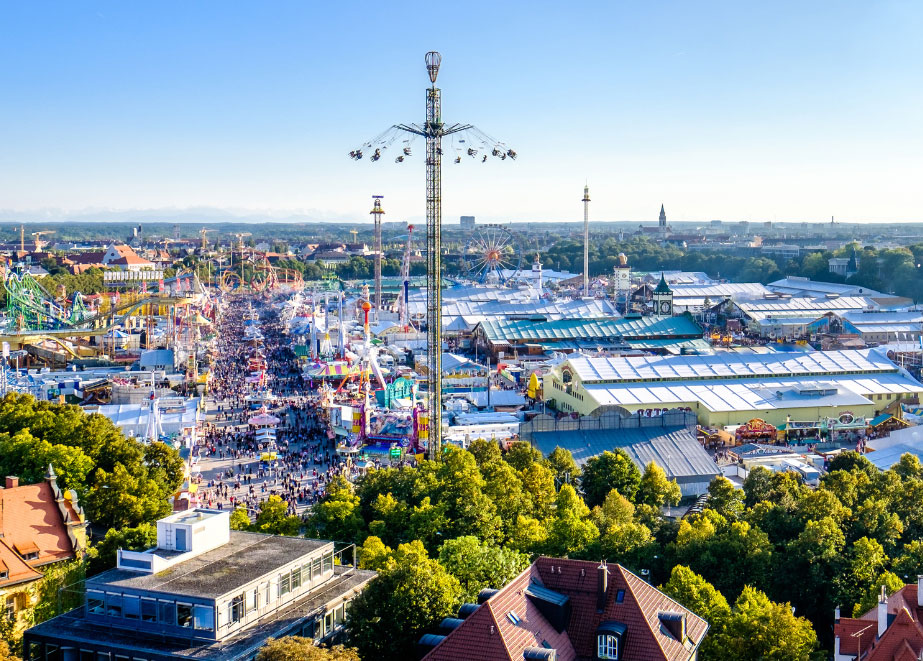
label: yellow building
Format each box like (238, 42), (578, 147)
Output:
(543, 349), (923, 428)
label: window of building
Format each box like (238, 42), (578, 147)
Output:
(279, 573), (291, 597)
(614, 590), (625, 603)
(158, 601), (175, 626)
(298, 619), (314, 639)
(324, 611), (333, 636)
(0, 570), (7, 580)
(80, 651), (95, 661)
(114, 655), (130, 661)
(263, 582), (272, 605)
(6, 596), (15, 620)
(229, 595), (244, 623)
(323, 553), (333, 574)
(598, 634), (618, 659)
(45, 645), (60, 661)
(313, 557), (322, 579)
(177, 603), (193, 628)
(334, 604), (346, 625)
(194, 605), (214, 631)
(291, 566), (302, 590)
(28, 642), (42, 660)
(247, 589), (258, 613)
(303, 562), (312, 585)
(96, 653), (110, 661)
(123, 596), (140, 620)
(141, 599), (157, 622)
(106, 594), (122, 618)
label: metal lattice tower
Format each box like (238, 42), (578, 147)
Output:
(351, 51), (516, 461)
(370, 195), (384, 324)
(582, 185), (590, 297)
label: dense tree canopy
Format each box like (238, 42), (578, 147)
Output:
(0, 393), (184, 530)
(256, 637), (360, 661)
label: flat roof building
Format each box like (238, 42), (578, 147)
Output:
(543, 349), (923, 427)
(23, 509), (375, 661)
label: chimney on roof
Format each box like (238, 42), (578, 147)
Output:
(597, 561), (609, 612)
(918, 576), (923, 607)
(4, 477), (18, 489)
(878, 585), (888, 637)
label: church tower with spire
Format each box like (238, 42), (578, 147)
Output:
(659, 204), (667, 238)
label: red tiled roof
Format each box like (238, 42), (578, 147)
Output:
(0, 480), (79, 567)
(67, 251), (106, 265)
(835, 585), (923, 659)
(424, 557), (707, 661)
(0, 539), (42, 588)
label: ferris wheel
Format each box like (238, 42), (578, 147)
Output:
(461, 224), (523, 284)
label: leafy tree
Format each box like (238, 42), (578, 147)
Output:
(835, 537), (890, 616)
(519, 462), (557, 521)
(0, 393), (183, 531)
(367, 493), (408, 547)
(827, 451), (877, 476)
(481, 460), (531, 539)
(706, 477), (744, 521)
(715, 587), (817, 660)
(742, 466), (774, 508)
(852, 572), (904, 617)
(545, 446), (581, 486)
(229, 506), (251, 530)
(637, 462), (681, 507)
(467, 438), (502, 467)
(660, 565), (730, 660)
(779, 516), (845, 627)
(434, 448), (502, 542)
(545, 484), (599, 557)
(306, 476), (366, 543)
(252, 495), (300, 536)
(87, 523), (157, 575)
(893, 453), (923, 481)
(894, 540), (923, 580)
(581, 450), (642, 507)
(509, 514), (549, 553)
(0, 640), (19, 661)
(256, 637), (360, 661)
(504, 441), (543, 472)
(437, 536), (531, 602)
(346, 543), (462, 660)
(673, 514), (772, 601)
(593, 491), (653, 562)
(357, 536), (393, 571)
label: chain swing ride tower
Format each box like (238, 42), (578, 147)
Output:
(350, 51), (515, 461)
(370, 195), (384, 324)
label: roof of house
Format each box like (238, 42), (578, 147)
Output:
(67, 251), (107, 265)
(0, 478), (82, 567)
(530, 426), (720, 484)
(835, 584), (923, 659)
(476, 316), (702, 344)
(0, 539), (43, 589)
(423, 558), (708, 661)
(561, 348), (901, 384)
(88, 531), (330, 600)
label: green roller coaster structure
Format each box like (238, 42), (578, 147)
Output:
(4, 271), (90, 331)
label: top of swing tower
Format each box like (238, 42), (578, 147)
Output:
(425, 51), (442, 85)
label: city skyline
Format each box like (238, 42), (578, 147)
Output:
(1, 1), (921, 223)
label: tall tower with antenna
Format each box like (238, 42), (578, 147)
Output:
(370, 196), (385, 323)
(351, 52), (515, 461)
(659, 204), (667, 239)
(582, 185), (591, 297)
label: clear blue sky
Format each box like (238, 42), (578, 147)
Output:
(0, 0), (921, 224)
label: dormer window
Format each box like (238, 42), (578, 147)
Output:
(596, 621), (626, 660)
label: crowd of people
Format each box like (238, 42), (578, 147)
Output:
(195, 294), (352, 522)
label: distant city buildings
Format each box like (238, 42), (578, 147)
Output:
(459, 215), (475, 229)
